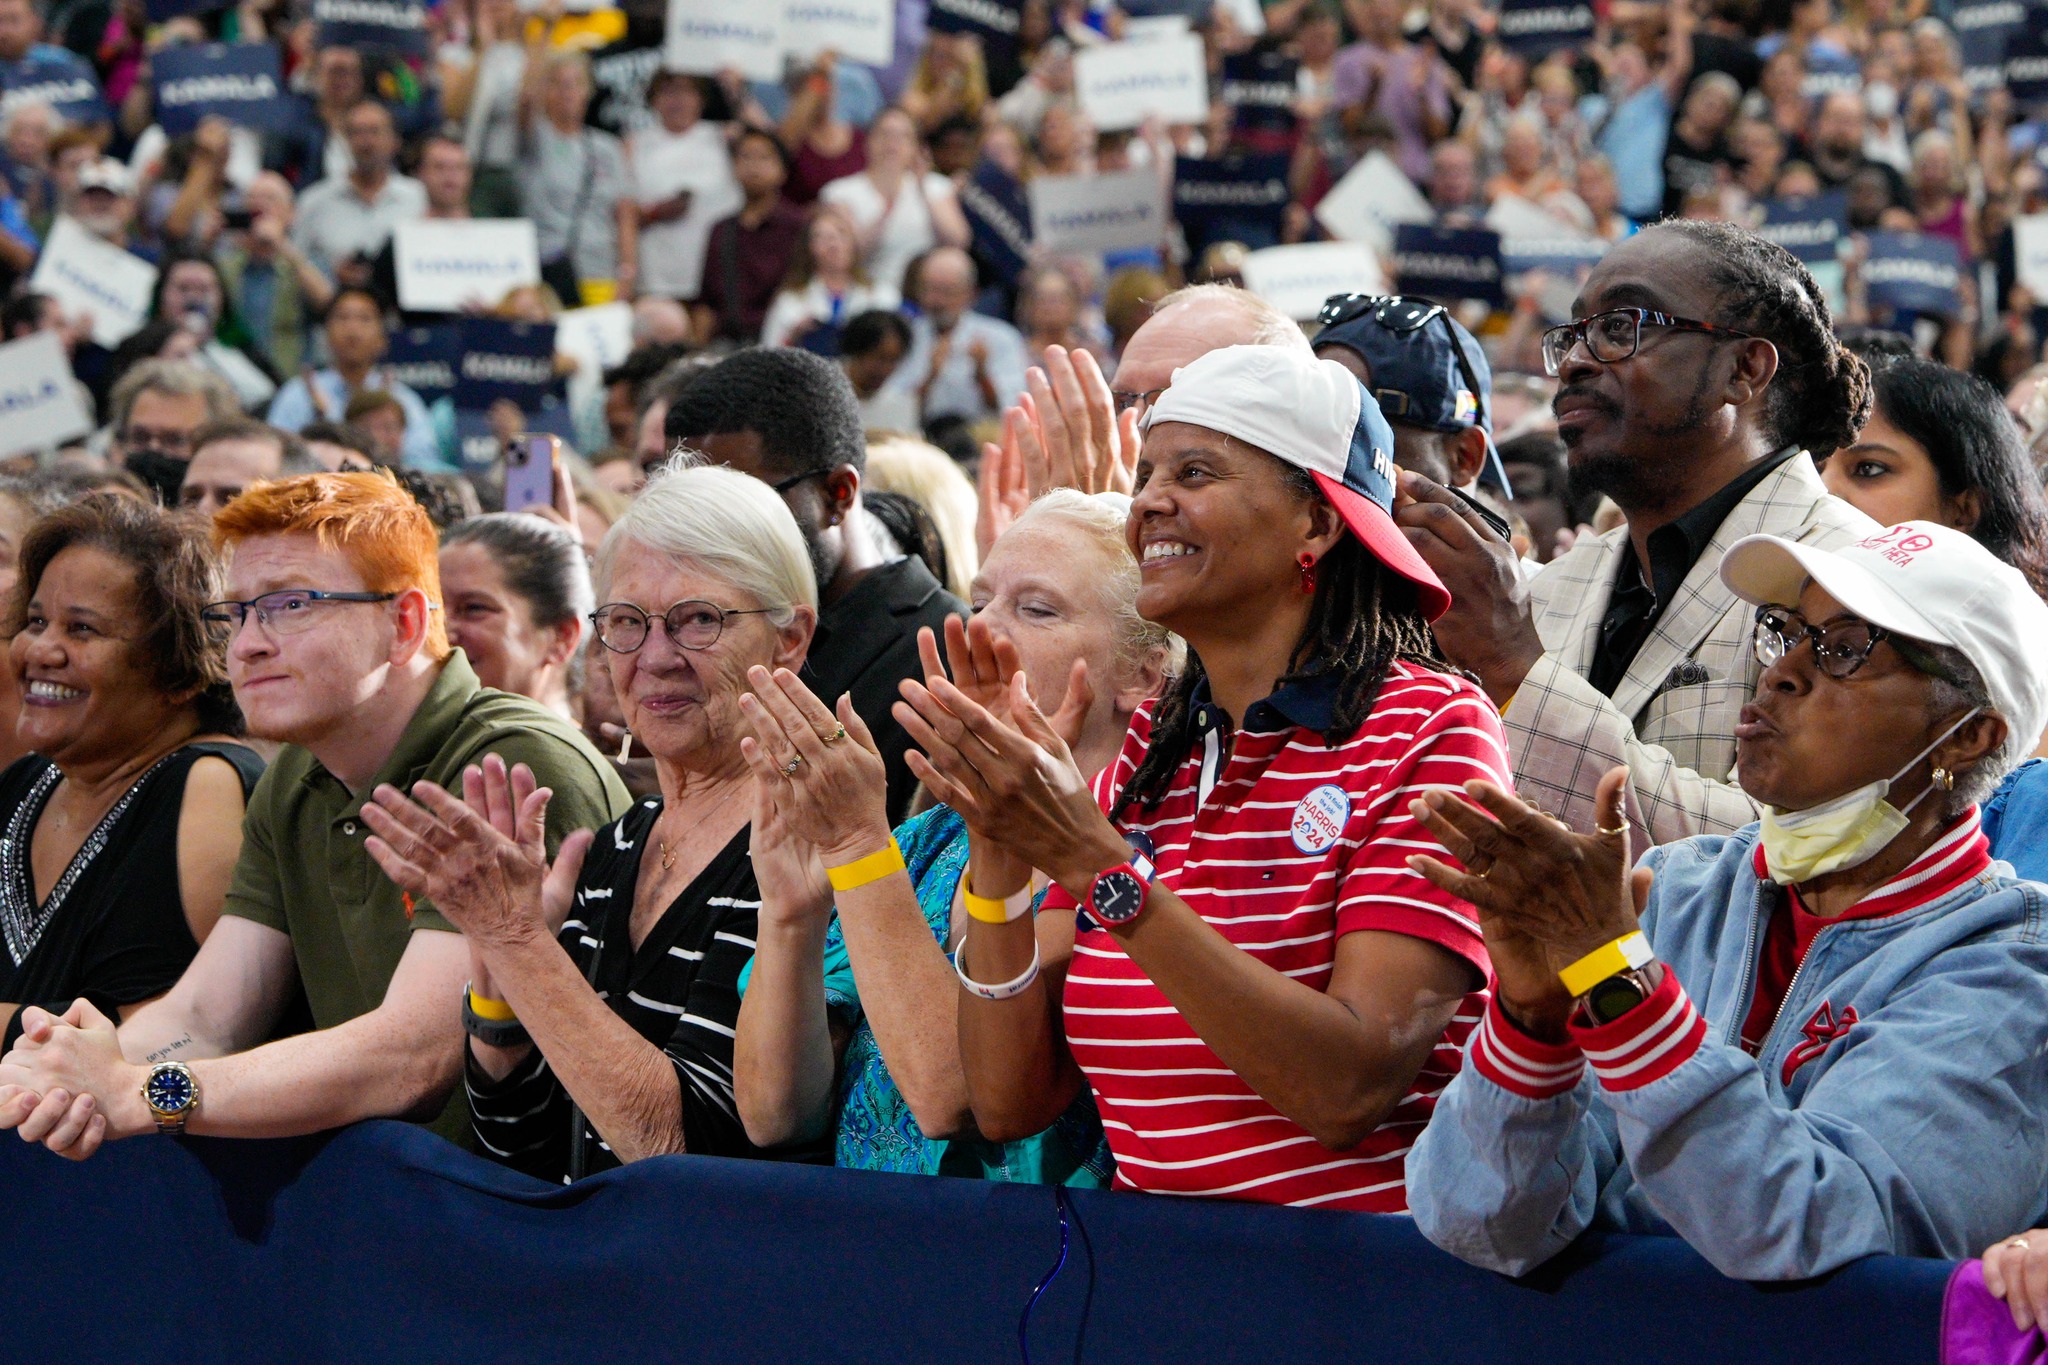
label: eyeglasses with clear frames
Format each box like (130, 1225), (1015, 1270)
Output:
(201, 589), (401, 640)
(1111, 386), (1166, 416)
(590, 599), (774, 654)
(1541, 308), (1757, 377)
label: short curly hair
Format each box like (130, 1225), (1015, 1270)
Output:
(8, 494), (240, 734)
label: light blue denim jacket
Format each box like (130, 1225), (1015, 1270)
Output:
(1407, 823), (2048, 1279)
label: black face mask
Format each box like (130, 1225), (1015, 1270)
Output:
(125, 449), (189, 504)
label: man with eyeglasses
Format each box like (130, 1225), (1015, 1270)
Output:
(1396, 221), (1876, 845)
(664, 348), (964, 823)
(0, 473), (629, 1159)
(106, 358), (241, 505)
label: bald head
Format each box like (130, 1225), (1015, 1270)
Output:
(1114, 284), (1309, 399)
(917, 246), (979, 329)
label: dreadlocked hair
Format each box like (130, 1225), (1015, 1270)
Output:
(1652, 219), (1873, 462)
(1116, 465), (1444, 815)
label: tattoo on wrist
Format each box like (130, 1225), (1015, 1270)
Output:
(144, 1034), (194, 1064)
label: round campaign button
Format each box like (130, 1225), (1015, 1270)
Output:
(1290, 784), (1352, 854)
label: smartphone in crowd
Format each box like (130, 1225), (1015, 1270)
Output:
(502, 433), (559, 514)
(1448, 484), (1513, 542)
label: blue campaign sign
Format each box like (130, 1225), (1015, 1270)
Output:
(1394, 224), (1506, 308)
(1496, 0), (1595, 58)
(926, 0), (1021, 69)
(384, 325), (462, 406)
(1173, 154), (1291, 255)
(959, 160), (1032, 286)
(2010, 7), (2048, 101)
(1221, 51), (1299, 137)
(312, 0), (430, 58)
(1758, 193), (1849, 266)
(153, 43), (289, 138)
(1954, 0), (2026, 90)
(0, 49), (108, 128)
(1862, 232), (1963, 320)
(453, 401), (577, 475)
(451, 318), (563, 410)
(147, 0), (232, 22)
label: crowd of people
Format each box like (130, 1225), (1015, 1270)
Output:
(2, 0), (2048, 1334)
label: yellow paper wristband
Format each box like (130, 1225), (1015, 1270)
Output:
(826, 839), (906, 893)
(1558, 930), (1656, 999)
(467, 987), (518, 1022)
(962, 874), (1026, 925)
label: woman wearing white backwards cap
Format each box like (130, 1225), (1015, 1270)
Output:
(1403, 520), (2048, 1279)
(893, 344), (1511, 1211)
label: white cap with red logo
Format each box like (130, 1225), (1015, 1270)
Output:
(1720, 521), (2048, 753)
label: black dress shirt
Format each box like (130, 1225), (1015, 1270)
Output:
(1587, 448), (1800, 697)
(804, 556), (968, 824)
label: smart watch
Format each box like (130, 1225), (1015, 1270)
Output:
(1088, 851), (1157, 928)
(141, 1062), (199, 1136)
(1579, 965), (1662, 1025)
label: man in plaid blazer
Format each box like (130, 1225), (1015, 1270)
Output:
(1397, 221), (1878, 847)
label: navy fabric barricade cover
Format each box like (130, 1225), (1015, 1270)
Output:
(0, 1120), (1953, 1364)
(1497, 0), (1596, 58)
(1863, 231), (1964, 320)
(1173, 154), (1292, 255)
(1395, 223), (1507, 307)
(1758, 193), (1849, 265)
(153, 42), (290, 138)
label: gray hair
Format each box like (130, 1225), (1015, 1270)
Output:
(108, 359), (240, 435)
(595, 455), (817, 621)
(1915, 642), (2023, 817)
(1011, 488), (1184, 688)
(1150, 283), (1311, 352)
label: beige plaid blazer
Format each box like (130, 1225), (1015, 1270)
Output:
(1505, 455), (1877, 847)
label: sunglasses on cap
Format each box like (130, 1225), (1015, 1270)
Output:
(1315, 293), (1493, 441)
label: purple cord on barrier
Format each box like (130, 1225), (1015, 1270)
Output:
(1018, 1187), (1073, 1365)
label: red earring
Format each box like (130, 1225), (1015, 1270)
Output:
(1297, 552), (1317, 595)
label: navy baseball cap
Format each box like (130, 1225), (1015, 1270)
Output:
(1313, 294), (1511, 495)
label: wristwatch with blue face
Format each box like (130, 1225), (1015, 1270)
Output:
(1088, 851), (1157, 928)
(141, 1062), (198, 1135)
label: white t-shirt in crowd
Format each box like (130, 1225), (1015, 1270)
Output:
(627, 118), (741, 300)
(759, 279), (900, 349)
(459, 41), (528, 170)
(819, 170), (957, 299)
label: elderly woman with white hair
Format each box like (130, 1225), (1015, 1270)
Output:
(361, 460), (821, 1180)
(732, 489), (1176, 1182)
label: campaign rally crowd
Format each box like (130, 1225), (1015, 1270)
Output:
(10, 0), (2048, 1339)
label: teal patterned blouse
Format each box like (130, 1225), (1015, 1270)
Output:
(796, 804), (1113, 1184)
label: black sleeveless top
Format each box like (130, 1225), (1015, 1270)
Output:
(0, 742), (266, 1051)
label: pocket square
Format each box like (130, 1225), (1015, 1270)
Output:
(1663, 660), (1714, 690)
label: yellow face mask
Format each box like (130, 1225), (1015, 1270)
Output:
(1757, 707), (1982, 886)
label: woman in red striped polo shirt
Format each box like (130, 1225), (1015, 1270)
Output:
(895, 344), (1511, 1211)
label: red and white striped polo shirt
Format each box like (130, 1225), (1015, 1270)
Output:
(1473, 809), (1995, 1100)
(1048, 660), (1507, 1211)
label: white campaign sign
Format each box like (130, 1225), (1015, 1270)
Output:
(1314, 150), (1432, 252)
(2017, 214), (2048, 298)
(0, 331), (91, 458)
(554, 300), (635, 408)
(1241, 241), (1383, 321)
(781, 0), (894, 66)
(1075, 35), (1208, 130)
(393, 219), (540, 312)
(1029, 169), (1166, 254)
(29, 217), (157, 348)
(665, 0), (783, 81)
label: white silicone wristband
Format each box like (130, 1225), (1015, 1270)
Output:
(954, 936), (1042, 1001)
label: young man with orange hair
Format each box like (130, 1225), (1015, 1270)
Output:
(0, 474), (629, 1155)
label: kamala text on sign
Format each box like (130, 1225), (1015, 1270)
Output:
(393, 220), (540, 313)
(1029, 169), (1165, 255)
(1075, 36), (1209, 130)
(665, 0), (782, 81)
(29, 217), (157, 348)
(780, 0), (894, 66)
(0, 332), (92, 460)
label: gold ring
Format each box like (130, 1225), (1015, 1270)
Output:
(2013, 1237), (2033, 1252)
(780, 755), (804, 778)
(823, 725), (848, 745)
(1595, 817), (1631, 838)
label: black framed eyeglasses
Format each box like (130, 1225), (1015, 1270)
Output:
(1315, 292), (1492, 436)
(1111, 385), (1166, 415)
(201, 589), (400, 639)
(1541, 308), (1756, 377)
(769, 469), (828, 495)
(1752, 606), (1895, 681)
(590, 599), (773, 653)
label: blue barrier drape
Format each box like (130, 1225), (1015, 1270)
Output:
(3, 1120), (1951, 1363)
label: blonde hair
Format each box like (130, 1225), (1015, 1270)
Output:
(1010, 488), (1183, 688)
(596, 457), (817, 618)
(863, 434), (978, 598)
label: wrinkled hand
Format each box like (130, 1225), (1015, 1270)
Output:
(1395, 469), (1543, 704)
(894, 643), (1118, 897)
(360, 754), (594, 946)
(976, 413), (1031, 557)
(1984, 1231), (2048, 1332)
(0, 999), (135, 1157)
(737, 664), (893, 868)
(743, 738), (835, 928)
(1012, 345), (1138, 499)
(1406, 766), (1648, 1037)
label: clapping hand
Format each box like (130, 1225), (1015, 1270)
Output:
(360, 754), (595, 946)
(1017, 345), (1139, 499)
(737, 665), (892, 873)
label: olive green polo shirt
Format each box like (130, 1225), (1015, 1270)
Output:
(222, 651), (632, 1143)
